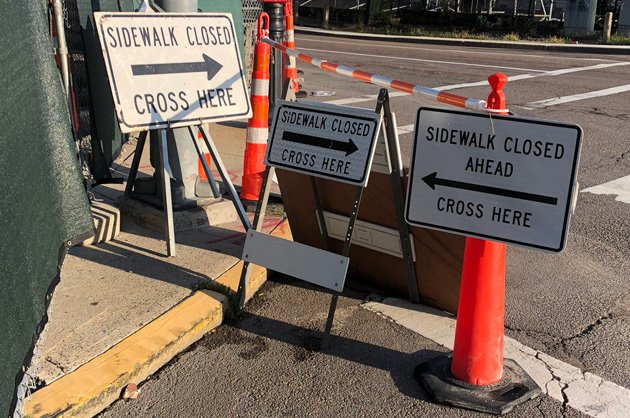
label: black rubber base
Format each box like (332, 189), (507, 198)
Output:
(414, 354), (541, 415)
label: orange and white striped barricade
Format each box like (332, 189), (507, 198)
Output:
(259, 35), (489, 112)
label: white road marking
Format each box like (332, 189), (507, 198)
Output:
(363, 297), (630, 418)
(296, 36), (623, 62)
(582, 174), (630, 204)
(326, 91), (409, 105)
(322, 62), (630, 107)
(524, 84), (630, 109)
(432, 63), (630, 91)
(298, 47), (547, 73)
(396, 124), (415, 136)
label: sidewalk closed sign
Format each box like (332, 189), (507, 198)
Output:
(266, 101), (382, 186)
(405, 108), (582, 252)
(95, 12), (251, 133)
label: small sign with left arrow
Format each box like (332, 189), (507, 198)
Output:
(266, 101), (382, 186)
(95, 12), (251, 133)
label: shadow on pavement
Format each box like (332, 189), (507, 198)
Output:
(227, 311), (444, 401)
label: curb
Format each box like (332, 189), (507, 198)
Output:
(295, 26), (630, 55)
(23, 220), (292, 417)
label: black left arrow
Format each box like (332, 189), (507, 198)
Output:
(422, 171), (558, 205)
(282, 131), (359, 156)
(131, 54), (223, 80)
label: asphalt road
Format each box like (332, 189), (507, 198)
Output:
(104, 35), (630, 416)
(294, 33), (630, 390)
(103, 279), (587, 417)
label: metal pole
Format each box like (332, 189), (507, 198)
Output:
(263, 1), (286, 111)
(158, 129), (176, 256)
(53, 0), (70, 99)
(157, 0), (204, 200)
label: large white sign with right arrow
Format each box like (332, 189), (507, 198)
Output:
(95, 12), (251, 133)
(405, 107), (582, 252)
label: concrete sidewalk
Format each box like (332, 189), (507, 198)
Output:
(295, 26), (630, 55)
(23, 123), (289, 417)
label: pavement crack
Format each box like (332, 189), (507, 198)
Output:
(586, 107), (630, 121)
(536, 352), (570, 417)
(616, 150), (630, 163)
(44, 356), (66, 374)
(504, 324), (561, 345)
(559, 312), (613, 349)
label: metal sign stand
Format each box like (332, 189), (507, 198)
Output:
(238, 83), (419, 348)
(376, 89), (420, 304)
(124, 125), (252, 256)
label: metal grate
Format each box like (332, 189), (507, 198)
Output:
(61, 0), (95, 181)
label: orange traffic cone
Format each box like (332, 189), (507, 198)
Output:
(414, 73), (541, 415)
(240, 13), (271, 201)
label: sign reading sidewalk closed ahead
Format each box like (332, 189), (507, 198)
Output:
(266, 101), (382, 186)
(405, 108), (582, 252)
(95, 12), (251, 133)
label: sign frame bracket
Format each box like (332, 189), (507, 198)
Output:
(375, 89), (421, 303)
(320, 182), (364, 349)
(237, 79), (297, 308)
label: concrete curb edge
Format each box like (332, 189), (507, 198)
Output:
(23, 220), (292, 417)
(295, 26), (630, 55)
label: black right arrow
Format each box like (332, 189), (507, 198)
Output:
(131, 54), (223, 80)
(422, 172), (558, 205)
(282, 131), (359, 156)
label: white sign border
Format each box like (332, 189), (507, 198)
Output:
(404, 107), (583, 252)
(95, 12), (251, 133)
(266, 101), (383, 187)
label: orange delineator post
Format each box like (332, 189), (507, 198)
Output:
(197, 130), (212, 181)
(451, 73), (509, 386)
(241, 13), (271, 201)
(284, 1), (300, 93)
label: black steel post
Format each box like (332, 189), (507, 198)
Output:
(263, 1), (286, 112)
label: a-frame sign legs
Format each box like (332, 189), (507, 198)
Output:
(376, 89), (421, 303)
(196, 125), (252, 231)
(124, 130), (148, 199)
(157, 129), (176, 257)
(188, 126), (221, 199)
(320, 183), (365, 349)
(237, 79), (295, 308)
(238, 164), (275, 308)
(124, 124), (252, 257)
